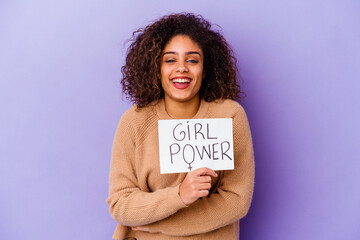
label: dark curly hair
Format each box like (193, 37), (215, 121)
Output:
(121, 13), (245, 108)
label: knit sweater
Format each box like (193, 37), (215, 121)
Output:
(106, 98), (255, 240)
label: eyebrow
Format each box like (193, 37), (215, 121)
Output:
(162, 51), (201, 56)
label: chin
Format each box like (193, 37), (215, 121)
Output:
(171, 94), (198, 103)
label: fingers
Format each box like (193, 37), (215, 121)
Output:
(198, 189), (209, 198)
(179, 168), (218, 206)
(193, 167), (218, 178)
(199, 176), (212, 183)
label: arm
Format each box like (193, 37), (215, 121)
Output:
(138, 106), (255, 236)
(106, 112), (187, 227)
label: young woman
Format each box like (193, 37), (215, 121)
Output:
(106, 13), (254, 240)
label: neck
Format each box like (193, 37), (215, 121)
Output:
(164, 95), (201, 119)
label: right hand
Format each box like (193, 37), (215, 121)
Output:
(179, 167), (218, 206)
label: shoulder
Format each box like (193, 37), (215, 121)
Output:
(116, 102), (159, 143)
(206, 99), (246, 118)
(119, 103), (158, 126)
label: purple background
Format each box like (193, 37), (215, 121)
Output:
(1, 1), (359, 239)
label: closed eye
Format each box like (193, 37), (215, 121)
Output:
(165, 59), (175, 63)
(187, 60), (198, 63)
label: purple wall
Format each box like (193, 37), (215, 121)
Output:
(1, 1), (359, 239)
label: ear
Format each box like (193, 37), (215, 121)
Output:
(202, 71), (206, 79)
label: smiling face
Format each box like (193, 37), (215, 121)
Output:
(160, 35), (205, 105)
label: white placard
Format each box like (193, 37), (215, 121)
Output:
(158, 118), (234, 174)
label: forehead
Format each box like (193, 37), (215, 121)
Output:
(163, 35), (203, 53)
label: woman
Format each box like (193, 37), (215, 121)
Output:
(107, 13), (254, 240)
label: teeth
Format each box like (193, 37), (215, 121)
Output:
(172, 78), (191, 83)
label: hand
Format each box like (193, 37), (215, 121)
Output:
(179, 167), (218, 206)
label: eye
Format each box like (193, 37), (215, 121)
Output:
(187, 59), (199, 63)
(164, 59), (175, 63)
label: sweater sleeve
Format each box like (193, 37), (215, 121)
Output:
(142, 106), (255, 236)
(106, 111), (187, 227)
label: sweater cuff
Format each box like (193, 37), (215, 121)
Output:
(168, 184), (188, 210)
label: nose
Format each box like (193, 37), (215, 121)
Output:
(176, 61), (188, 73)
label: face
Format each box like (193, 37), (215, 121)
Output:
(160, 35), (205, 104)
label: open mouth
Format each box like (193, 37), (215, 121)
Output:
(171, 78), (191, 89)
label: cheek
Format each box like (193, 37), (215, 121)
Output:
(196, 67), (205, 79)
(160, 72), (170, 91)
(160, 65), (171, 79)
(160, 77), (166, 89)
(195, 63), (204, 77)
(197, 79), (203, 89)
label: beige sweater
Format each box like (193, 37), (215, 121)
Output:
(106, 99), (255, 240)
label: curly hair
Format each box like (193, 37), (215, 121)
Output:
(121, 13), (245, 108)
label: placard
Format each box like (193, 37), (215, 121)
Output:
(158, 118), (234, 174)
